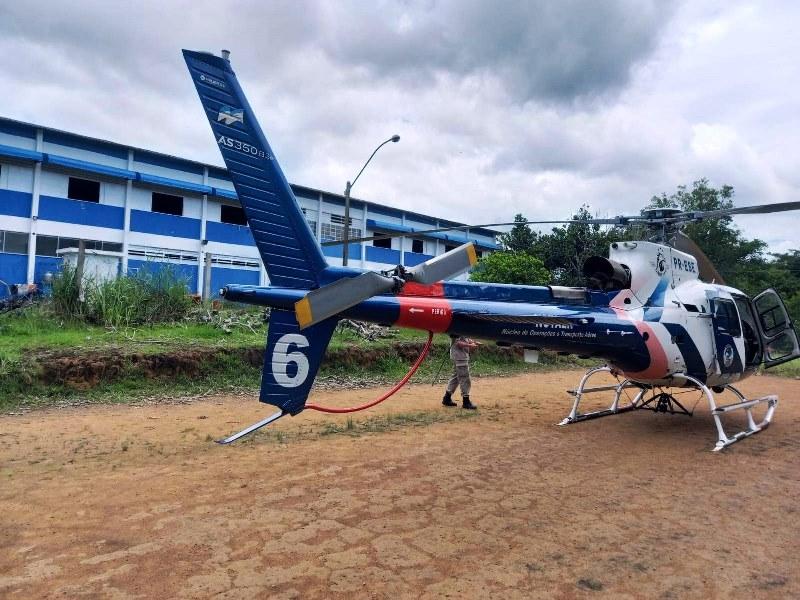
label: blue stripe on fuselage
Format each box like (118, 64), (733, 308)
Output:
(223, 284), (651, 372)
(661, 322), (707, 382)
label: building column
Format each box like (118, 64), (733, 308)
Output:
(25, 128), (43, 284)
(121, 149), (134, 277)
(198, 167), (209, 296)
(316, 193), (323, 240)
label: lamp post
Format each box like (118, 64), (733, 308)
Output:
(342, 134), (400, 266)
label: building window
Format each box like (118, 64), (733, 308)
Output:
(444, 244), (457, 252)
(330, 214), (352, 226)
(0, 231), (29, 255)
(68, 177), (100, 203)
(373, 236), (392, 249)
(35, 235), (59, 257)
(34, 236), (120, 257)
(320, 222), (361, 243)
(220, 204), (248, 225)
(151, 192), (184, 216)
(411, 239), (424, 254)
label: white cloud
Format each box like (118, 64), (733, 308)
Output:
(0, 0), (797, 254)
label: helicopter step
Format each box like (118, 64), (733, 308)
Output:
(558, 366), (647, 425)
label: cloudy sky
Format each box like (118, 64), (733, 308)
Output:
(1, 1), (798, 251)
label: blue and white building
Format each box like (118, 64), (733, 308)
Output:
(0, 117), (498, 298)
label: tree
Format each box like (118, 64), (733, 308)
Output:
(529, 205), (626, 286)
(498, 214), (537, 253)
(649, 179), (767, 290)
(470, 251), (550, 286)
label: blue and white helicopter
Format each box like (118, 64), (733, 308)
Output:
(183, 49), (800, 451)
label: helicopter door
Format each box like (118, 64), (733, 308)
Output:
(752, 289), (800, 369)
(710, 298), (744, 374)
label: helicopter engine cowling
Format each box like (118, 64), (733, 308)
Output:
(583, 256), (631, 291)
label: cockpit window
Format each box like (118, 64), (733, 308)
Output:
(713, 299), (742, 337)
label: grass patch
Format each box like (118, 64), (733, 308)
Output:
(253, 409), (480, 444)
(770, 360), (800, 378)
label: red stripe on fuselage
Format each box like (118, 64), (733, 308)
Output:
(610, 291), (669, 380)
(395, 296), (453, 332)
(398, 282), (445, 297)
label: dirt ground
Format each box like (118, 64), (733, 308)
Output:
(1, 370), (799, 599)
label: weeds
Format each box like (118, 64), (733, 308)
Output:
(51, 263), (192, 327)
(51, 264), (83, 320)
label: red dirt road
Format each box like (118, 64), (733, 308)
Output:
(1, 370), (799, 599)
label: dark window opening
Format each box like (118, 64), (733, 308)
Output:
(411, 239), (424, 253)
(221, 204), (248, 225)
(683, 304), (699, 312)
(68, 177), (100, 203)
(713, 299), (742, 337)
(35, 235), (59, 257)
(1, 231), (29, 254)
(151, 192), (183, 216)
(444, 244), (457, 252)
(373, 236), (392, 249)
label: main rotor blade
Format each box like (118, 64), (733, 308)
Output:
(405, 242), (479, 285)
(321, 216), (635, 246)
(295, 271), (396, 329)
(675, 200), (800, 221)
(674, 231), (725, 285)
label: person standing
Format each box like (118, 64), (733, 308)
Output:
(442, 334), (480, 409)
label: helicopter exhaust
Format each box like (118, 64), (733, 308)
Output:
(583, 256), (632, 291)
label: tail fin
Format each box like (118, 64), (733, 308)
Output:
(261, 310), (337, 414)
(182, 49), (327, 289)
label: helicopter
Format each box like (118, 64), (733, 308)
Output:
(182, 49), (800, 451)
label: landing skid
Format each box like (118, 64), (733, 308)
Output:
(558, 366), (647, 425)
(558, 367), (778, 451)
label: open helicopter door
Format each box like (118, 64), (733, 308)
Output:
(752, 289), (800, 369)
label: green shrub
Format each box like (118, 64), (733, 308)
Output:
(88, 264), (193, 327)
(51, 264), (83, 320)
(50, 262), (192, 327)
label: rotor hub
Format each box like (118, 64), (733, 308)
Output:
(640, 206), (682, 221)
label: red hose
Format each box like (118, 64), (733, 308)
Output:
(305, 331), (435, 414)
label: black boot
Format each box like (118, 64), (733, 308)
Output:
(442, 392), (457, 407)
(462, 396), (477, 410)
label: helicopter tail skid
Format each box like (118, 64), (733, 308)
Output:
(559, 368), (778, 451)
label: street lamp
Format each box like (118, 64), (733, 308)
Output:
(342, 134), (400, 266)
